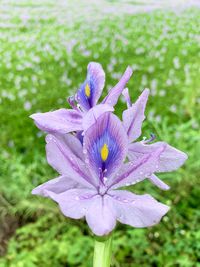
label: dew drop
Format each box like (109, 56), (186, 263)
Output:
(103, 177), (108, 183)
(46, 135), (53, 142)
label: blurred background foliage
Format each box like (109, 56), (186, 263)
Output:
(0, 0), (200, 266)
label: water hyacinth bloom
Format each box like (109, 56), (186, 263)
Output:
(30, 62), (132, 135)
(32, 112), (171, 236)
(122, 88), (188, 190)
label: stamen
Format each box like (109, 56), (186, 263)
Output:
(144, 133), (156, 143)
(99, 168), (108, 186)
(67, 96), (79, 111)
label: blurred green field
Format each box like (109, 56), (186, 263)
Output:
(0, 1), (200, 266)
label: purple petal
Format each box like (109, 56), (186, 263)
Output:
(110, 145), (166, 189)
(102, 66), (133, 107)
(32, 175), (84, 197)
(45, 134), (95, 188)
(46, 188), (98, 219)
(108, 190), (169, 228)
(82, 104), (114, 132)
(45, 188), (116, 236)
(30, 109), (83, 134)
(148, 174), (170, 191)
(83, 112), (128, 184)
(122, 89), (149, 142)
(85, 194), (116, 236)
(128, 141), (188, 172)
(76, 62), (105, 111)
(56, 133), (84, 160)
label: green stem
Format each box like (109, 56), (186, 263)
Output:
(93, 234), (113, 267)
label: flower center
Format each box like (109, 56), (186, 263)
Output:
(101, 143), (109, 161)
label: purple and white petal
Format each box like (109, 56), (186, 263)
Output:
(148, 174), (170, 191)
(108, 190), (169, 228)
(85, 194), (116, 236)
(82, 104), (114, 132)
(32, 175), (84, 197)
(30, 109), (83, 134)
(128, 141), (188, 172)
(122, 89), (149, 143)
(83, 112), (128, 184)
(45, 134), (95, 188)
(46, 188), (98, 219)
(76, 62), (105, 111)
(110, 145), (166, 189)
(102, 66), (133, 107)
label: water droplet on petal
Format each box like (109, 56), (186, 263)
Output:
(103, 177), (108, 184)
(46, 135), (53, 142)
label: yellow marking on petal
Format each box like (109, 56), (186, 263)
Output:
(101, 143), (109, 161)
(85, 83), (91, 97)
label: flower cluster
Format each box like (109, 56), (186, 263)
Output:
(31, 62), (187, 236)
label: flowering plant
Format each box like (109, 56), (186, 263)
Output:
(31, 62), (187, 267)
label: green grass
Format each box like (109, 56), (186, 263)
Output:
(0, 1), (200, 266)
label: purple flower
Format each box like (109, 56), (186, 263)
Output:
(122, 88), (188, 190)
(30, 62), (132, 135)
(32, 112), (171, 236)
